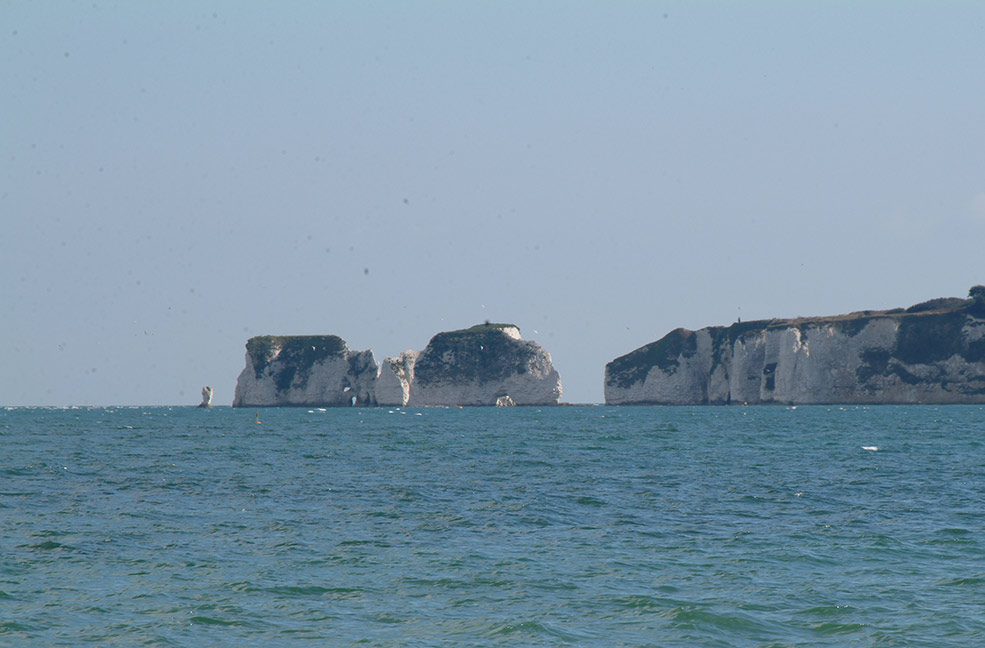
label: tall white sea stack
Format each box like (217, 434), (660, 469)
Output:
(375, 351), (419, 407)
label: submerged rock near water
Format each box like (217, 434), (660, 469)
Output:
(605, 287), (985, 405)
(232, 335), (378, 407)
(496, 395), (516, 407)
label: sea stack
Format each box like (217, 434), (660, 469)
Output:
(232, 335), (378, 407)
(197, 386), (213, 408)
(375, 350), (419, 407)
(406, 323), (562, 406)
(230, 324), (562, 408)
(604, 287), (985, 405)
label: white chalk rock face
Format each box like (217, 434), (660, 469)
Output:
(605, 293), (985, 405)
(407, 324), (562, 406)
(375, 350), (419, 406)
(198, 386), (213, 408)
(232, 335), (378, 407)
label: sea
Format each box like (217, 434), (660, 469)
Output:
(2, 405), (984, 647)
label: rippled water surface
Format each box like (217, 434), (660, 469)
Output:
(2, 405), (984, 646)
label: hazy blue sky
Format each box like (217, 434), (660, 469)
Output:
(4, 2), (985, 406)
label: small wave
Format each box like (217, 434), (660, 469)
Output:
(0, 620), (33, 632)
(796, 604), (859, 617)
(660, 605), (775, 635)
(937, 575), (985, 586)
(337, 538), (393, 547)
(370, 612), (407, 624)
(189, 615), (241, 627)
(810, 621), (867, 636)
(401, 575), (514, 590)
(482, 619), (582, 641)
(574, 496), (607, 507)
(24, 540), (75, 551)
(611, 594), (686, 612)
(264, 585), (364, 598)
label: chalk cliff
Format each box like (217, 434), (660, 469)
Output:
(231, 324), (563, 407)
(232, 335), (378, 407)
(375, 350), (419, 407)
(605, 289), (985, 405)
(407, 324), (562, 406)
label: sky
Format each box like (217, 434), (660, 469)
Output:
(3, 1), (985, 406)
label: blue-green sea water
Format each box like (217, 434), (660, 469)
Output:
(2, 405), (984, 647)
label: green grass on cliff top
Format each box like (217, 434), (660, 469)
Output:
(413, 323), (535, 384)
(246, 335), (348, 382)
(452, 322), (519, 335)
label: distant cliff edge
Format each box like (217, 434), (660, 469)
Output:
(232, 324), (562, 407)
(605, 287), (985, 405)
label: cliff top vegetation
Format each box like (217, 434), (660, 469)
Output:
(723, 286), (985, 336)
(606, 286), (985, 385)
(414, 323), (537, 383)
(246, 335), (348, 383)
(454, 322), (520, 335)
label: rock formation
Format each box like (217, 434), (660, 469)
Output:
(375, 350), (419, 407)
(197, 386), (213, 408)
(232, 335), (378, 407)
(407, 324), (562, 406)
(231, 325), (562, 407)
(605, 288), (985, 405)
